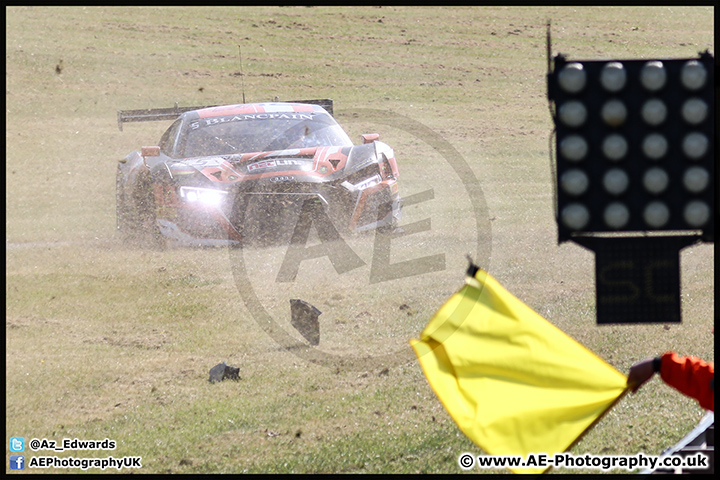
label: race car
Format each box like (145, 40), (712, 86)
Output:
(115, 99), (401, 247)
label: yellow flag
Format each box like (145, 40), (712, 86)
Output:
(410, 268), (628, 474)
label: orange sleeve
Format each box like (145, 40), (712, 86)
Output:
(659, 351), (714, 411)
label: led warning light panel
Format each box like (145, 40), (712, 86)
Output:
(548, 52), (714, 243)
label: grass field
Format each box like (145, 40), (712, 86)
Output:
(6, 6), (714, 474)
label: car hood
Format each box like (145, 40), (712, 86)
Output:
(171, 144), (381, 184)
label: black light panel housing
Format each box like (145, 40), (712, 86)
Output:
(548, 52), (714, 243)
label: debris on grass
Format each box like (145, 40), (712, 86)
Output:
(208, 362), (240, 383)
(290, 298), (321, 346)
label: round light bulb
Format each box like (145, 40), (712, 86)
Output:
(641, 98), (667, 126)
(560, 135), (588, 162)
(559, 101), (587, 128)
(640, 61), (666, 91)
(604, 202), (630, 229)
(681, 60), (707, 90)
(643, 201), (670, 228)
(683, 167), (709, 193)
(603, 168), (629, 196)
(682, 132), (708, 159)
(600, 62), (626, 92)
(560, 169), (589, 196)
(643, 167), (669, 194)
(602, 134), (628, 161)
(681, 98), (708, 124)
(561, 203), (590, 230)
(558, 63), (586, 94)
(601, 99), (627, 127)
(642, 133), (668, 160)
(683, 201), (710, 227)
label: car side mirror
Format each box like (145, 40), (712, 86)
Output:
(141, 146), (161, 157)
(140, 146), (161, 168)
(361, 133), (380, 144)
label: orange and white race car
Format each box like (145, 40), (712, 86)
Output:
(116, 99), (401, 247)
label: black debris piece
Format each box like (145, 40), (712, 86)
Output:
(208, 362), (240, 383)
(290, 299), (321, 346)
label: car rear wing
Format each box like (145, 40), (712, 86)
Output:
(117, 98), (334, 131)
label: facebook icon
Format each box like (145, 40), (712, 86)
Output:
(10, 455), (25, 470)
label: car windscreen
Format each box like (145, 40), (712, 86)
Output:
(178, 112), (353, 157)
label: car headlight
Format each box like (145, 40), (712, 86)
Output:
(353, 174), (382, 190)
(179, 186), (228, 206)
(341, 158), (386, 192)
(341, 174), (382, 192)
